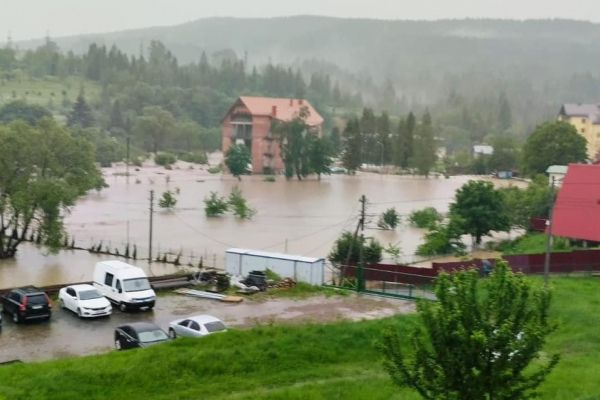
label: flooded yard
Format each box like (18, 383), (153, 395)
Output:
(0, 158), (524, 288)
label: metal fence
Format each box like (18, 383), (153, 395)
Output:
(331, 264), (436, 301)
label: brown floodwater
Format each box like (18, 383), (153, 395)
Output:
(0, 157), (525, 289)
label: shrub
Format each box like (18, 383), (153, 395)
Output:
(409, 207), (443, 229)
(228, 187), (256, 219)
(204, 192), (229, 217)
(416, 217), (466, 256)
(328, 231), (383, 265)
(264, 175), (276, 182)
(208, 165), (222, 174)
(179, 151), (208, 164)
(155, 152), (177, 166)
(377, 208), (400, 230)
(158, 190), (177, 210)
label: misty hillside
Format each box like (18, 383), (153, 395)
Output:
(15, 16), (600, 133)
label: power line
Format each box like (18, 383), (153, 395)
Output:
(173, 214), (235, 249)
(370, 197), (453, 205)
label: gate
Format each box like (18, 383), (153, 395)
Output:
(329, 264), (436, 301)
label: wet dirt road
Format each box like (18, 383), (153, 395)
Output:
(0, 294), (415, 363)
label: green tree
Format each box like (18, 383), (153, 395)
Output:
(379, 262), (559, 400)
(0, 120), (105, 258)
(500, 176), (554, 230)
(341, 117), (362, 173)
(488, 136), (518, 171)
(228, 187), (256, 219)
(450, 180), (511, 244)
(409, 207), (443, 229)
(498, 91), (513, 132)
(394, 112), (416, 168)
(272, 108), (311, 180)
(377, 208), (400, 230)
(377, 111), (392, 165)
(134, 106), (176, 155)
(67, 91), (95, 128)
(330, 126), (342, 155)
(521, 121), (587, 176)
(225, 144), (251, 180)
(109, 100), (125, 130)
(203, 192), (229, 217)
(0, 100), (52, 126)
(158, 190), (178, 210)
(412, 110), (436, 177)
(416, 216), (466, 256)
(308, 135), (333, 180)
(328, 232), (383, 265)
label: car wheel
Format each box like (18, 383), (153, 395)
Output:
(119, 303), (127, 312)
(115, 339), (122, 350)
(60, 299), (66, 309)
(12, 312), (20, 324)
(169, 328), (176, 339)
(77, 308), (82, 318)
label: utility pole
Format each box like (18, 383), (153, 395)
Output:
(149, 190), (154, 262)
(543, 177), (556, 287)
(340, 195), (367, 287)
(357, 195), (366, 291)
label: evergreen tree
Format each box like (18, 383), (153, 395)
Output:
(341, 117), (362, 173)
(412, 110), (436, 177)
(330, 126), (342, 155)
(67, 90), (95, 128)
(377, 111), (392, 165)
(308, 135), (333, 180)
(498, 91), (512, 132)
(395, 112), (415, 168)
(360, 108), (378, 164)
(109, 100), (125, 130)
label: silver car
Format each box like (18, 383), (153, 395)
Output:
(168, 315), (227, 339)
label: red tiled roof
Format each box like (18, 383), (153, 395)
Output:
(552, 164), (600, 241)
(237, 96), (324, 126)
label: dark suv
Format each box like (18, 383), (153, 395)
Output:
(1, 287), (52, 323)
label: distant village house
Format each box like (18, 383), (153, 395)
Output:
(221, 96), (324, 174)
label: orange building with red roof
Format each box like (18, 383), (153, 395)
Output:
(221, 96), (324, 173)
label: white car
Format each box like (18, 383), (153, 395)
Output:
(168, 315), (227, 339)
(59, 284), (112, 318)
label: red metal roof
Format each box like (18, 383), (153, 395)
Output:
(552, 164), (600, 241)
(237, 96), (324, 127)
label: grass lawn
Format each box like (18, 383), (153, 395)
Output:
(0, 275), (599, 399)
(496, 233), (574, 255)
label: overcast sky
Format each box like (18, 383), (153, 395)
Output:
(2, 0), (599, 41)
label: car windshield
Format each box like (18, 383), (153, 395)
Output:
(204, 321), (227, 333)
(79, 290), (103, 300)
(27, 294), (47, 305)
(138, 329), (168, 343)
(123, 278), (151, 292)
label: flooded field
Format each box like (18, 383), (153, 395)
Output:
(0, 158), (525, 289)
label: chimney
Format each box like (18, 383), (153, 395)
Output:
(298, 99), (304, 105)
(272, 105), (277, 117)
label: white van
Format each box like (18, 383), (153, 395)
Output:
(93, 260), (156, 312)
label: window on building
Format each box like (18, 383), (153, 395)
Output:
(582, 118), (587, 124)
(581, 128), (586, 133)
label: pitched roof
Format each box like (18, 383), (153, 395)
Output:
(237, 96), (324, 126)
(559, 104), (600, 124)
(552, 164), (600, 241)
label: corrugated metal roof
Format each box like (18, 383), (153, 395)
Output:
(226, 248), (323, 263)
(546, 165), (568, 174)
(238, 96), (324, 127)
(560, 104), (600, 124)
(552, 164), (600, 242)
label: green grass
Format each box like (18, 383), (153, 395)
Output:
(492, 233), (574, 255)
(1, 276), (600, 399)
(0, 75), (101, 111)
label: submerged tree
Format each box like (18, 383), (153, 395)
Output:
(203, 192), (229, 217)
(228, 187), (256, 219)
(377, 208), (400, 230)
(0, 120), (105, 258)
(272, 107), (312, 180)
(307, 135), (334, 180)
(158, 190), (178, 210)
(224, 143), (252, 180)
(379, 262), (559, 399)
(341, 117), (362, 173)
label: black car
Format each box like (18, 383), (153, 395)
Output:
(1, 287), (52, 323)
(114, 322), (169, 350)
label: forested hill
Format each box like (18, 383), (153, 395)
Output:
(14, 16), (600, 135)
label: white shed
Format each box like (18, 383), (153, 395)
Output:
(225, 248), (325, 286)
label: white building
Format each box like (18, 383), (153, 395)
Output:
(546, 165), (568, 188)
(473, 145), (494, 157)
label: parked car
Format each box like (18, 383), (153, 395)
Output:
(59, 284), (112, 318)
(114, 322), (169, 350)
(93, 260), (156, 312)
(1, 287), (52, 323)
(168, 315), (227, 339)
